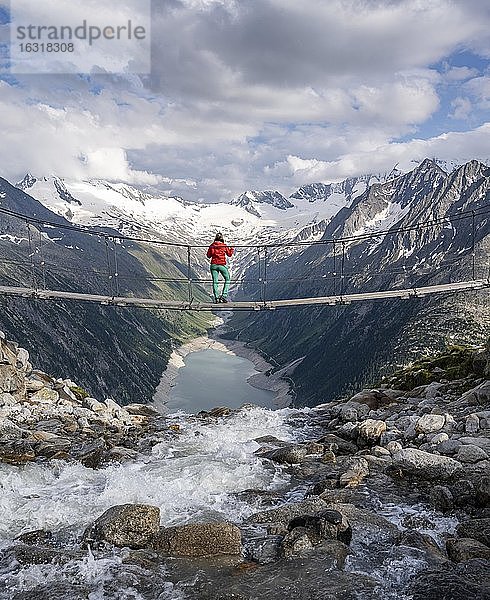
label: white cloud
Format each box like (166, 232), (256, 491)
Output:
(449, 97), (473, 120)
(277, 124), (490, 184)
(442, 65), (479, 82)
(0, 0), (489, 201)
(464, 75), (490, 110)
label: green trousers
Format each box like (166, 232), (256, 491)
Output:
(210, 264), (230, 299)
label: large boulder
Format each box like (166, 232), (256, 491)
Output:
(287, 509), (352, 545)
(348, 389), (394, 409)
(410, 560), (490, 600)
(261, 444), (307, 464)
(453, 444), (488, 464)
(446, 537), (490, 562)
(83, 504), (160, 549)
(248, 498), (328, 526)
(152, 522), (241, 557)
(458, 380), (490, 405)
(392, 448), (462, 480)
(415, 414), (445, 434)
(356, 419), (386, 446)
(456, 518), (490, 546)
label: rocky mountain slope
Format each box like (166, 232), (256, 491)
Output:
(0, 177), (211, 404)
(224, 160), (490, 405)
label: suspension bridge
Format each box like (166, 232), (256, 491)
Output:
(0, 204), (489, 311)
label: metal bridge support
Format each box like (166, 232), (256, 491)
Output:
(26, 221), (37, 291)
(340, 241), (346, 297)
(187, 245), (193, 303)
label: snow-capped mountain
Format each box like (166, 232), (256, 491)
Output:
(12, 169), (412, 267)
(232, 190), (294, 213)
(226, 159), (490, 405)
(12, 175), (360, 275)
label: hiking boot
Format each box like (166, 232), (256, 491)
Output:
(213, 296), (220, 303)
(220, 296), (228, 303)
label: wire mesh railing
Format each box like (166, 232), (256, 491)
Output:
(0, 203), (489, 307)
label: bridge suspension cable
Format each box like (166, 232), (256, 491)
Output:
(0, 202), (489, 310)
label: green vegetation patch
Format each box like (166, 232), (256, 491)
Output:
(382, 343), (486, 391)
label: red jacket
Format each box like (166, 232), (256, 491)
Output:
(207, 241), (234, 265)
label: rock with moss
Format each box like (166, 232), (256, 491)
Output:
(382, 343), (485, 391)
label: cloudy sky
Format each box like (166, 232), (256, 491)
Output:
(0, 0), (489, 202)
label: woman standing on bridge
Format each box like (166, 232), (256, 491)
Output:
(207, 232), (234, 303)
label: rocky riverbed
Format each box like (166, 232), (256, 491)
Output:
(1, 333), (490, 599)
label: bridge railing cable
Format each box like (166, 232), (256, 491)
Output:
(0, 202), (488, 305)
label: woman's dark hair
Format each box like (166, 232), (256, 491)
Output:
(214, 232), (224, 242)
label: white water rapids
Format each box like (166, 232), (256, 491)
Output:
(0, 405), (460, 600)
(0, 406), (294, 599)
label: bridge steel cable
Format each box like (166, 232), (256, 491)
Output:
(0, 202), (489, 311)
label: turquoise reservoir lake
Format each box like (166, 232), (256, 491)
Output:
(165, 348), (276, 413)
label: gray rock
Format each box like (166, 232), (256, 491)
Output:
(317, 434), (357, 455)
(35, 435), (72, 458)
(386, 440), (403, 454)
(288, 510), (352, 545)
(372, 445), (391, 457)
(248, 498), (327, 525)
(337, 421), (358, 440)
(152, 522), (241, 557)
(84, 504), (160, 549)
(245, 534), (283, 564)
(409, 559), (490, 600)
(453, 444), (488, 464)
(0, 439), (36, 465)
(261, 444), (307, 464)
(340, 406), (358, 423)
(101, 446), (139, 464)
(398, 530), (446, 561)
(425, 382), (444, 399)
(437, 439), (462, 455)
(339, 457), (370, 487)
(0, 392), (16, 406)
(124, 403), (160, 417)
(476, 476), (490, 507)
(333, 503), (398, 545)
(465, 414), (480, 434)
(357, 419), (386, 446)
(446, 537), (490, 562)
(456, 518), (490, 546)
(72, 439), (106, 469)
(458, 380), (490, 405)
(281, 527), (313, 557)
(429, 432), (449, 445)
(25, 378), (45, 392)
(348, 389), (393, 409)
(392, 448), (463, 480)
(29, 388), (59, 404)
(459, 436), (490, 453)
(0, 417), (27, 439)
(429, 485), (454, 512)
(415, 414), (445, 434)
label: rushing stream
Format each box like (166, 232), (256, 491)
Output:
(1, 339), (483, 600)
(0, 402), (462, 600)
